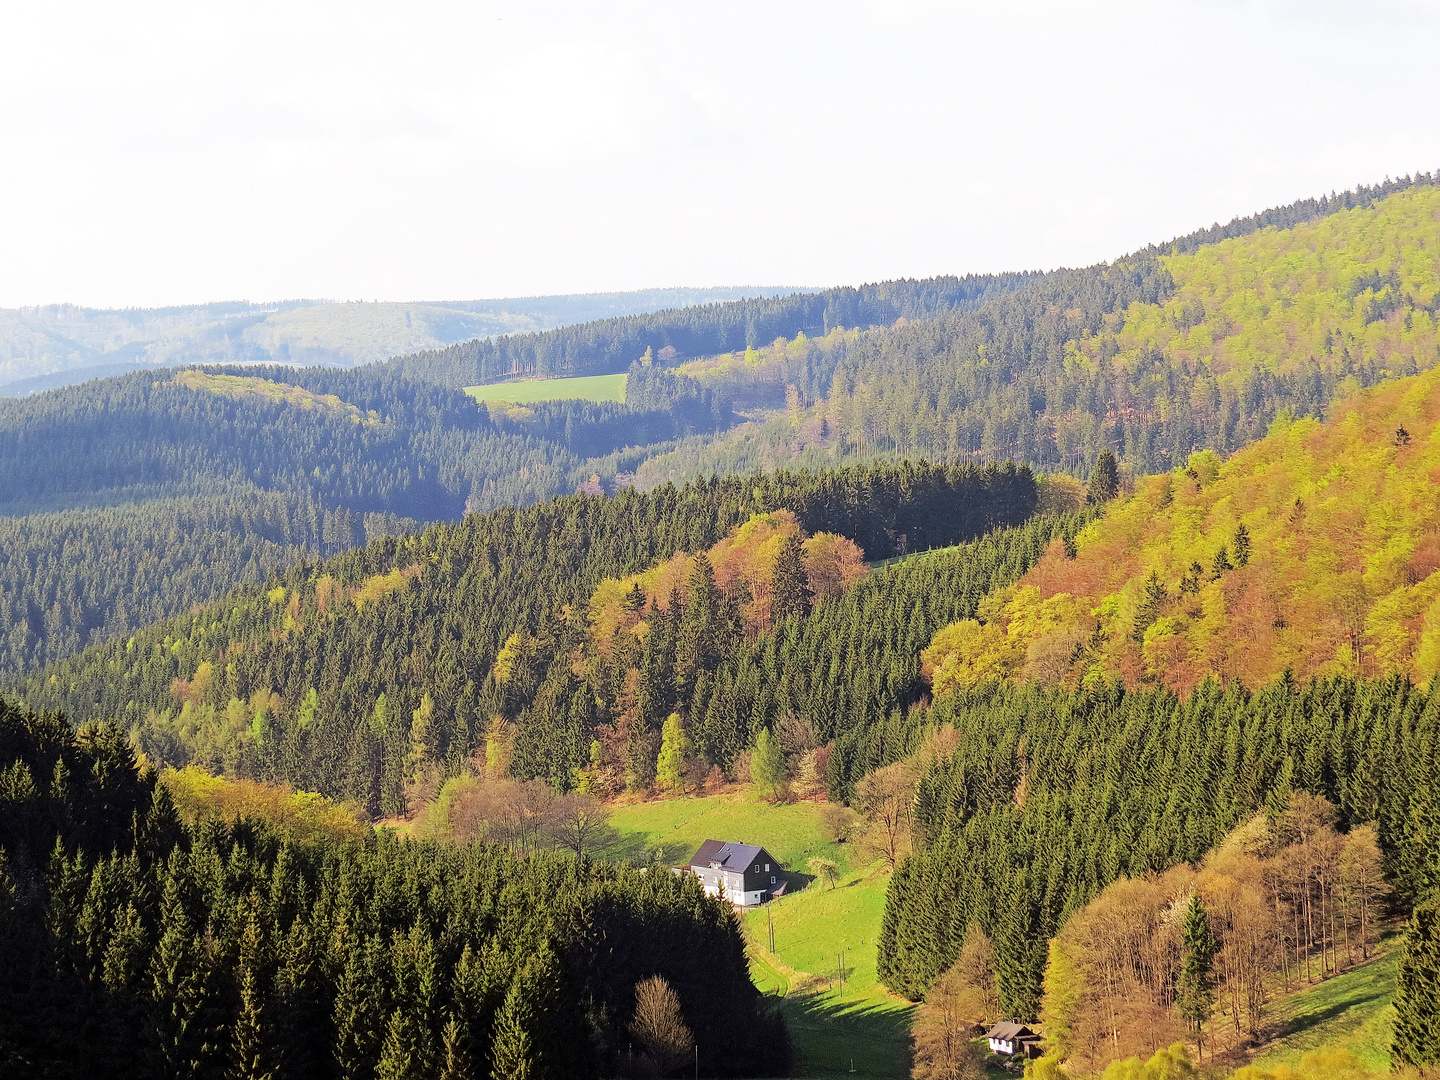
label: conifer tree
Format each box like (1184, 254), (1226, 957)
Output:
(1231, 523), (1251, 567)
(1132, 570), (1168, 644)
(1394, 894), (1440, 1068)
(1179, 562), (1203, 595)
(407, 693), (434, 785)
(376, 1010), (426, 1080)
(770, 533), (813, 623)
(228, 907), (272, 1080)
(674, 554), (734, 701)
(334, 937), (383, 1080)
(1210, 545), (1233, 581)
(1177, 894), (1218, 1047)
(438, 1016), (468, 1080)
(489, 981), (536, 1080)
(1087, 450), (1120, 504)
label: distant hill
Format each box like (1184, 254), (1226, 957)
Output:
(4, 173), (1436, 688)
(0, 286), (802, 394)
(921, 363), (1440, 696)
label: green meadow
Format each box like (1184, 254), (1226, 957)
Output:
(463, 372), (627, 404)
(604, 791), (913, 1078)
(1248, 942), (1399, 1074)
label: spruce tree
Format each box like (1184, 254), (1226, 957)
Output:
(438, 1017), (468, 1080)
(149, 859), (211, 1078)
(1179, 561), (1203, 595)
(1210, 545), (1233, 581)
(770, 533), (813, 623)
(1394, 894), (1440, 1068)
(227, 908), (272, 1080)
(1086, 450), (1120, 504)
(489, 982), (536, 1080)
(1131, 570), (1168, 644)
(1231, 523), (1252, 567)
(1177, 894), (1218, 1046)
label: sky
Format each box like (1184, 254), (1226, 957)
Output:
(2, 0), (1438, 309)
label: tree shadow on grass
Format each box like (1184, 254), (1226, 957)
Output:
(599, 830), (694, 867)
(776, 990), (915, 1079)
(1268, 987), (1391, 1043)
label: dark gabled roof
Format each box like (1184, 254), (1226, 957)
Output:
(687, 839), (772, 873)
(986, 1023), (1038, 1041)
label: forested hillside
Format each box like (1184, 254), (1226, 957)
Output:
(13, 461), (1039, 815)
(865, 349), (1440, 1072)
(877, 673), (1440, 1022)
(576, 176), (1440, 497)
(818, 182), (1440, 474)
(0, 699), (787, 1078)
(0, 286), (794, 394)
(921, 363), (1440, 695)
(386, 273), (1043, 386)
(7, 172), (1440, 1078)
(6, 174), (1435, 690)
(0, 361), (735, 680)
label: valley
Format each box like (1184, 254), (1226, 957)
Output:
(3, 175), (1440, 1080)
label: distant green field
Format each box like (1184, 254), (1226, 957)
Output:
(1250, 943), (1399, 1073)
(603, 791), (911, 1078)
(464, 372), (627, 404)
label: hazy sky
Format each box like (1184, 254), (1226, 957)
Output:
(3, 1), (1438, 308)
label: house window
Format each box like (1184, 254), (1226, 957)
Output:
(764, 864), (770, 872)
(770, 875), (776, 884)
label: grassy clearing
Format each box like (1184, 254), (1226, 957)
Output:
(746, 860), (913, 1078)
(1249, 943), (1398, 1073)
(464, 372), (627, 404)
(601, 789), (848, 876)
(744, 863), (891, 998)
(604, 790), (913, 1077)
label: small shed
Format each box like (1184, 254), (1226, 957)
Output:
(682, 840), (781, 906)
(986, 1022), (1043, 1059)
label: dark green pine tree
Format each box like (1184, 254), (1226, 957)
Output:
(1131, 570), (1168, 644)
(993, 874), (1046, 1020)
(489, 981), (537, 1080)
(148, 856), (212, 1077)
(1231, 523), (1252, 567)
(770, 533), (813, 624)
(1086, 450), (1120, 504)
(1394, 894), (1440, 1069)
(1179, 561), (1204, 595)
(674, 554), (733, 704)
(226, 906), (272, 1080)
(1177, 894), (1218, 1047)
(1210, 545), (1233, 581)
(333, 936), (385, 1080)
(437, 1016), (469, 1080)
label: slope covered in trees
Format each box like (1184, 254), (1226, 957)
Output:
(921, 363), (1440, 695)
(13, 461), (1038, 816)
(818, 182), (1440, 475)
(5, 175), (1434, 689)
(877, 672), (1440, 1026)
(0, 360), (738, 681)
(386, 274), (1043, 386)
(0, 287), (795, 393)
(0, 697), (787, 1078)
